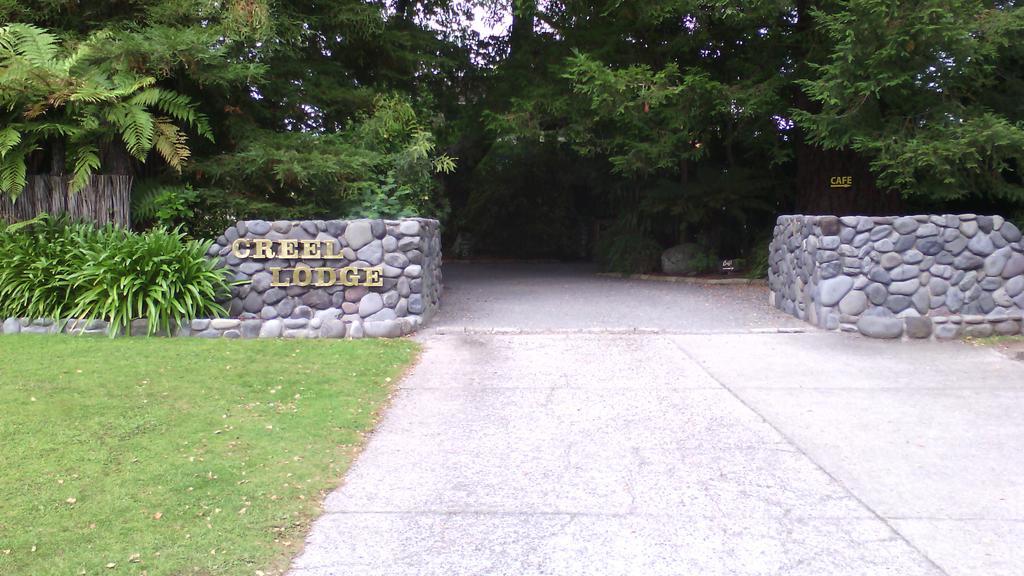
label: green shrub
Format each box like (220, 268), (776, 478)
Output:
(0, 218), (231, 335)
(595, 227), (662, 274)
(691, 251), (721, 275)
(745, 235), (772, 279)
(0, 217), (93, 321)
(131, 182), (200, 230)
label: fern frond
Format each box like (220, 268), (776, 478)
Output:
(0, 24), (213, 182)
(68, 74), (156, 104)
(109, 74), (156, 99)
(155, 90), (213, 140)
(193, 111), (214, 141)
(0, 151), (28, 197)
(129, 88), (161, 108)
(68, 76), (121, 104)
(58, 40), (92, 74)
(0, 127), (21, 158)
(107, 103), (155, 160)
(3, 211), (49, 233)
(152, 90), (193, 120)
(21, 122), (76, 137)
(0, 24), (59, 67)
(153, 118), (190, 171)
(68, 144), (101, 193)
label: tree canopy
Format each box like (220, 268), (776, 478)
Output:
(2, 0), (1023, 263)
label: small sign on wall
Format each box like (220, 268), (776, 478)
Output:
(830, 176), (853, 188)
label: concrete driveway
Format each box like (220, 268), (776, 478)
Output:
(291, 262), (1024, 576)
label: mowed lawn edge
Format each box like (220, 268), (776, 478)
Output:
(0, 335), (419, 576)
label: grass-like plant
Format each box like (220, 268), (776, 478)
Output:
(0, 217), (92, 322)
(0, 217), (230, 335)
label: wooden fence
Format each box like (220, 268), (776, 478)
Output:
(0, 175), (132, 227)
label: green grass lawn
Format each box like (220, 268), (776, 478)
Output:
(0, 335), (418, 576)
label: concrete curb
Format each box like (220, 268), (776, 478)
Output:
(445, 258), (565, 264)
(426, 326), (809, 336)
(596, 272), (768, 286)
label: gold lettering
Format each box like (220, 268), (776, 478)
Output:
(270, 267), (289, 287)
(313, 267), (336, 287)
(253, 238), (274, 259)
(231, 238), (252, 258)
(300, 240), (321, 259)
(364, 268), (383, 287)
(268, 265), (384, 288)
(321, 240), (343, 259)
(293, 266), (312, 286)
(278, 239), (299, 259)
(341, 267), (360, 287)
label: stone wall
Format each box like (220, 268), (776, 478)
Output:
(207, 217), (441, 338)
(1, 217), (442, 339)
(769, 214), (1024, 339)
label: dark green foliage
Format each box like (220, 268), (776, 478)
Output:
(131, 182), (199, 229)
(684, 249), (721, 276)
(456, 140), (597, 258)
(594, 217), (663, 274)
(595, 230), (662, 274)
(4, 0), (1024, 263)
(2, 1), (456, 223)
(745, 235), (773, 280)
(475, 0), (1024, 261)
(0, 24), (213, 195)
(795, 0), (1024, 202)
(194, 94), (454, 222)
(478, 1), (802, 262)
(0, 218), (231, 335)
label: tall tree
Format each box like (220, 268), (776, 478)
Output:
(1, 0), (460, 234)
(795, 0), (1024, 211)
(4, 0), (1023, 254)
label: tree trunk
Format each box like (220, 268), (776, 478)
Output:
(395, 0), (412, 21)
(509, 0), (536, 62)
(50, 139), (66, 176)
(1, 175), (132, 226)
(101, 140), (134, 175)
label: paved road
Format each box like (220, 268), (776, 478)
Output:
(291, 263), (1024, 576)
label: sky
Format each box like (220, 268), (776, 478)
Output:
(470, 4), (511, 37)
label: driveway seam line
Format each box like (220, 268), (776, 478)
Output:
(668, 336), (954, 576)
(888, 517), (1024, 522)
(316, 510), (880, 519)
(395, 386), (727, 391)
(720, 386), (1024, 391)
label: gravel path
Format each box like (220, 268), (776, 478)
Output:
(429, 262), (807, 333)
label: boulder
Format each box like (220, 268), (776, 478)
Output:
(259, 319), (283, 338)
(857, 316), (904, 339)
(819, 276), (854, 306)
(904, 317), (933, 339)
(661, 243), (705, 275)
(344, 221), (374, 250)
